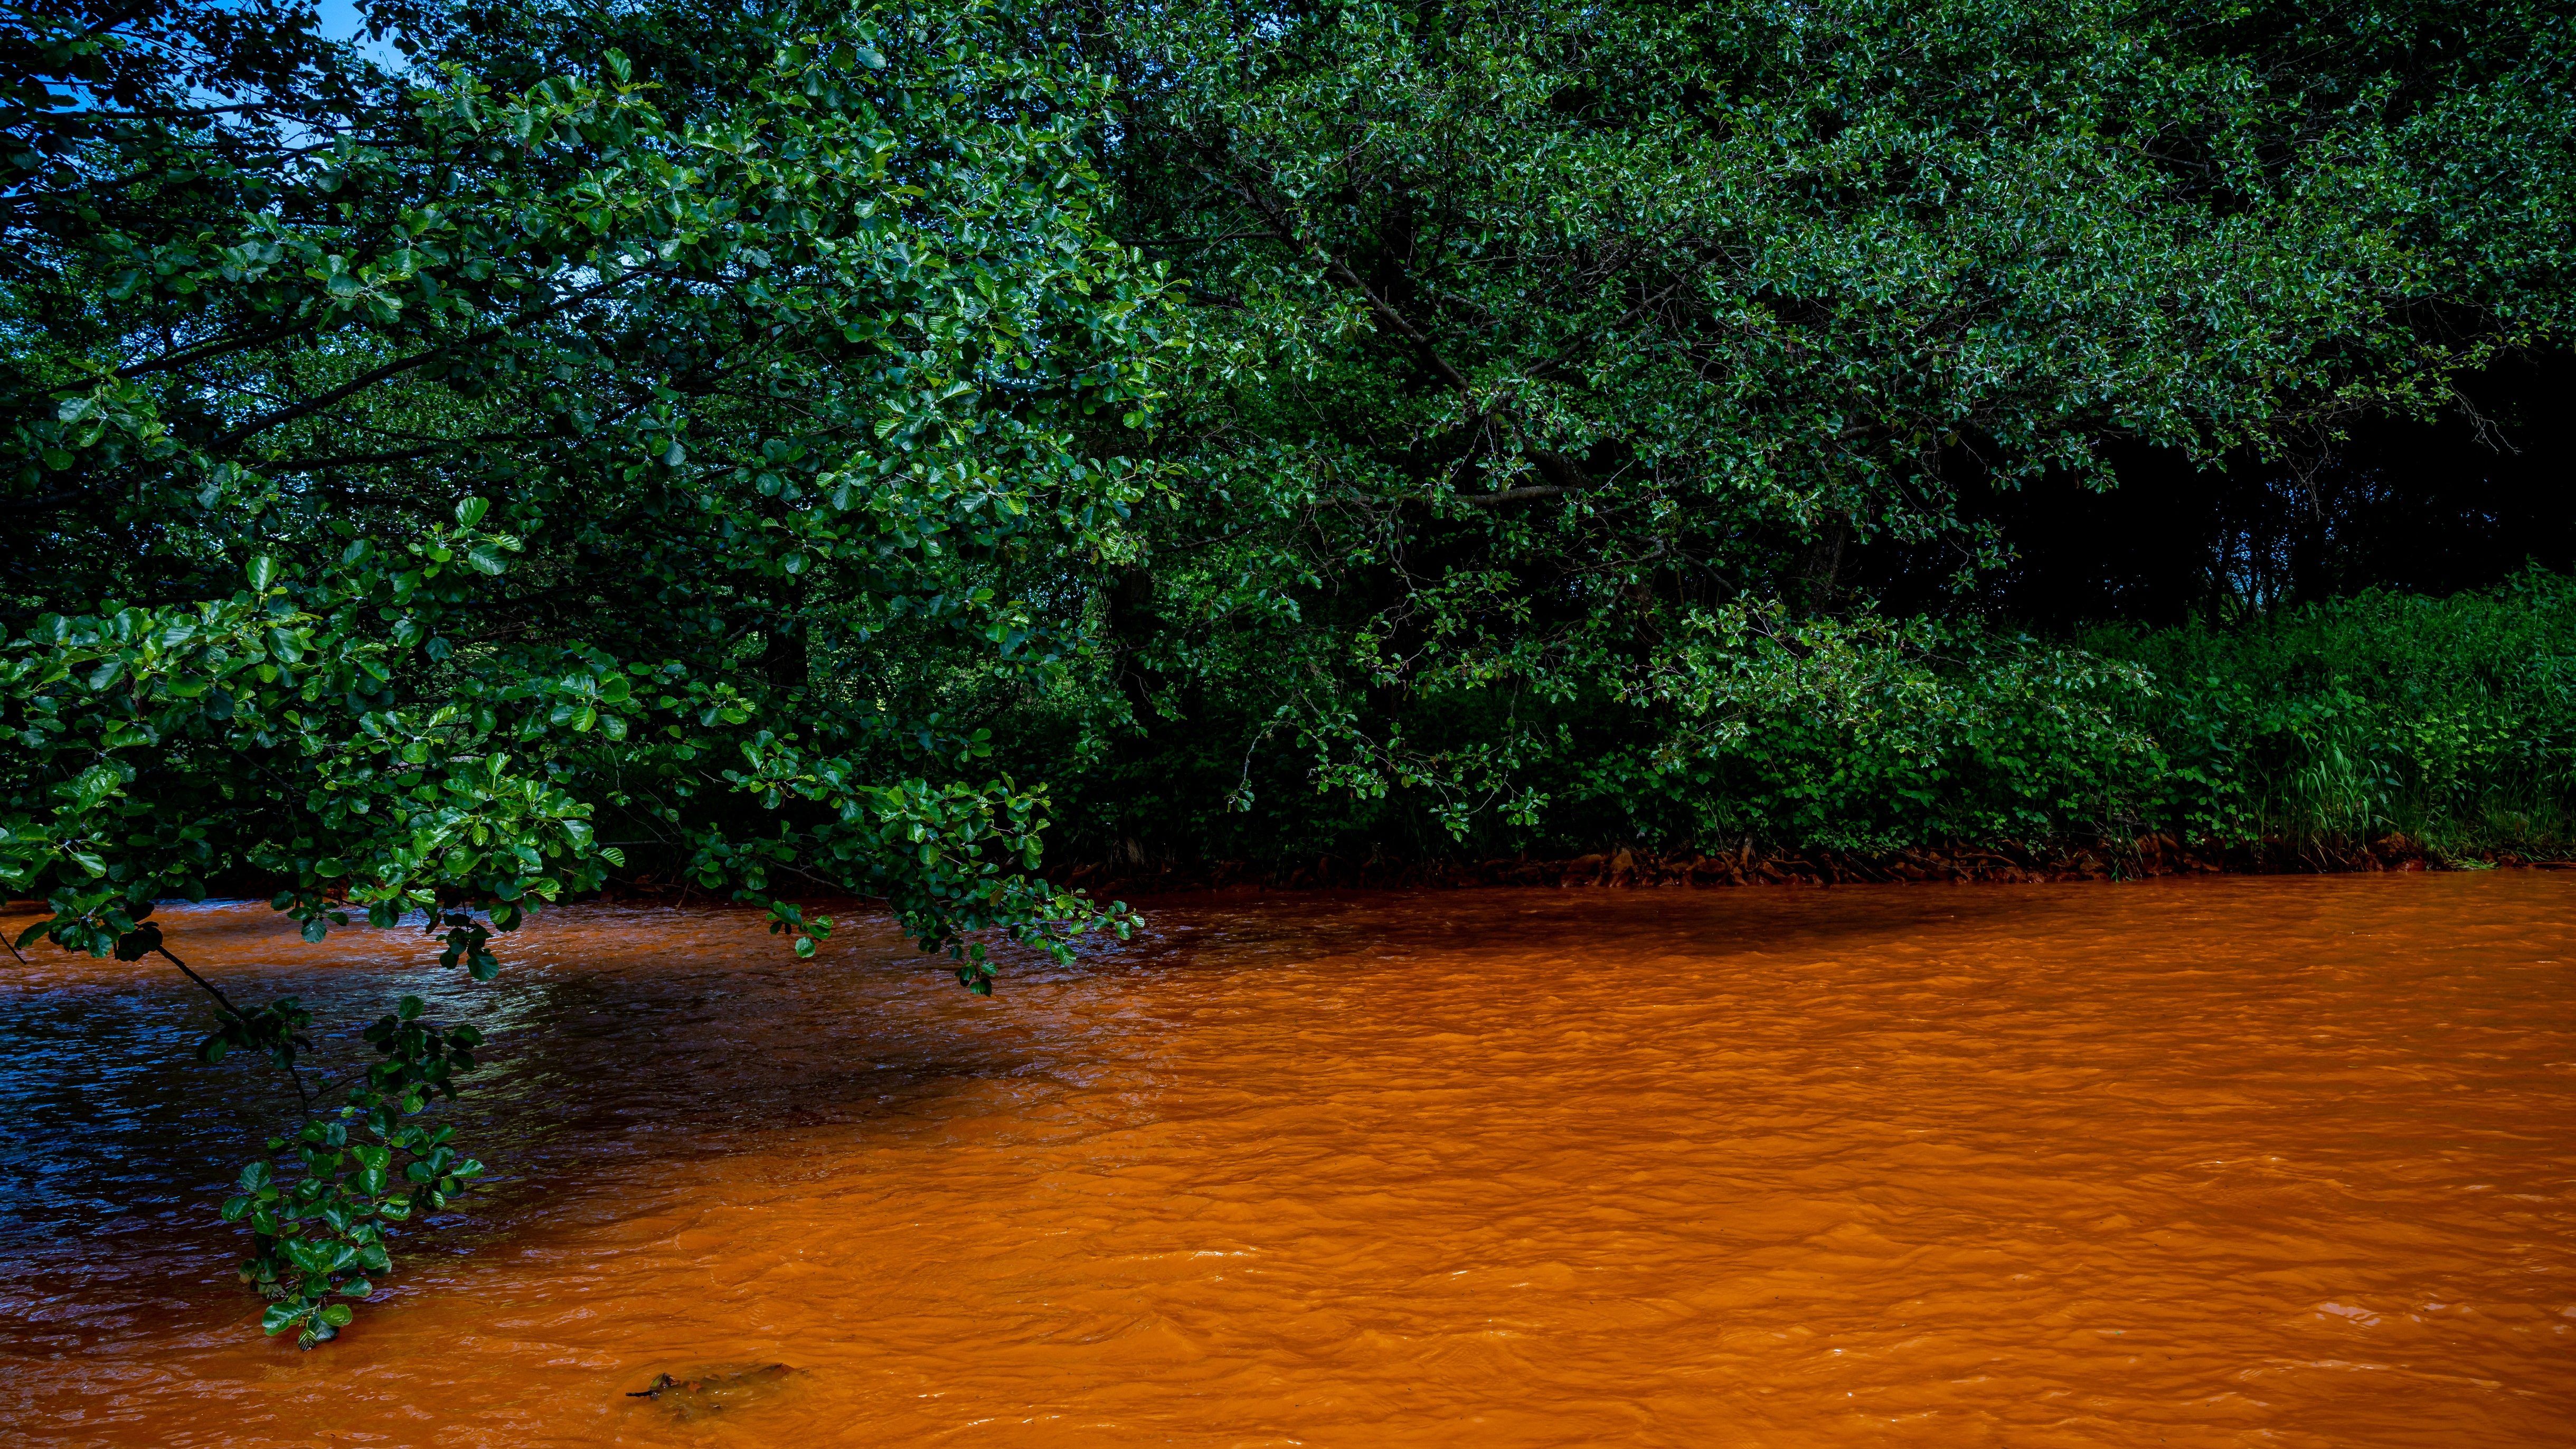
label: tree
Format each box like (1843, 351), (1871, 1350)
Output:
(2, 0), (1171, 1344)
(1021, 0), (2576, 859)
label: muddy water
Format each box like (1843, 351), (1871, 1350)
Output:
(2, 876), (2573, 1447)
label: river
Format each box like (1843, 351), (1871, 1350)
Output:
(2, 874), (2571, 1446)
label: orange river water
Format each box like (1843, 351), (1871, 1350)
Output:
(2, 874), (2573, 1446)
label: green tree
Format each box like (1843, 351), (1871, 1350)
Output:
(1031, 0), (2576, 860)
(2, 0), (1170, 1344)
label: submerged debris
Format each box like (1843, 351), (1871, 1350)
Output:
(626, 1363), (799, 1420)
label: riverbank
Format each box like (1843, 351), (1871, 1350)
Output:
(17, 833), (2563, 928)
(1046, 833), (2574, 896)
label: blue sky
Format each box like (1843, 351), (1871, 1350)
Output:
(316, 0), (408, 68)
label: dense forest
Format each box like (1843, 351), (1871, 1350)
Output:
(1032, 3), (2576, 874)
(4, 0), (2572, 1342)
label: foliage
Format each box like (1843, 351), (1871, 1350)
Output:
(227, 993), (489, 1349)
(1587, 572), (2576, 861)
(1027, 571), (2576, 868)
(2, 0), (1162, 1344)
(2093, 571), (2576, 859)
(1003, 0), (2576, 860)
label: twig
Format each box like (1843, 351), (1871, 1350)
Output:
(158, 943), (314, 1110)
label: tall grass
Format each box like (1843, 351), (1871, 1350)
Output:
(1541, 572), (2576, 864)
(2092, 570), (2576, 860)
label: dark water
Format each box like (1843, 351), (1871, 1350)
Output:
(3, 876), (2573, 1445)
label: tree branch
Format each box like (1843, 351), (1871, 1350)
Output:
(158, 942), (310, 1108)
(119, 317), (323, 380)
(204, 270), (651, 454)
(1454, 484), (1567, 507)
(1186, 142), (1606, 499)
(1188, 145), (1476, 396)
